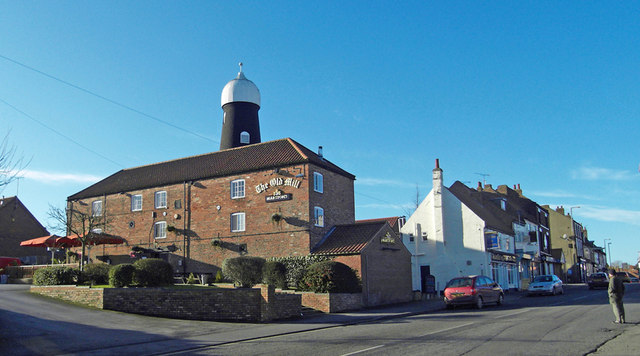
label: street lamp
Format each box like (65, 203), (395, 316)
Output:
(604, 239), (612, 266)
(570, 206), (581, 217)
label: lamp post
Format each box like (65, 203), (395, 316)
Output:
(570, 206), (581, 217)
(603, 238), (612, 266)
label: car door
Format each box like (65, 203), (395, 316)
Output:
(479, 276), (493, 302)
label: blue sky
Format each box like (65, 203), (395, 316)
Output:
(1, 2), (639, 265)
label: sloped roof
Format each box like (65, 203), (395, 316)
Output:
(448, 181), (515, 235)
(356, 216), (401, 227)
(0, 196), (49, 238)
(311, 221), (388, 255)
(68, 138), (355, 200)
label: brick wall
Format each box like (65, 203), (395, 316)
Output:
(30, 285), (301, 322)
(30, 286), (104, 308)
(299, 292), (363, 313)
(360, 226), (413, 306)
(67, 163), (355, 275)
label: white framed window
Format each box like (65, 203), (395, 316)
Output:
(92, 200), (103, 216)
(314, 206), (324, 227)
(313, 172), (323, 193)
(131, 194), (142, 211)
(154, 221), (167, 239)
(155, 191), (167, 209)
(240, 131), (250, 144)
(231, 212), (246, 232)
(231, 179), (245, 199)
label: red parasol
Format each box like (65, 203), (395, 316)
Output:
(20, 235), (82, 248)
(66, 232), (125, 246)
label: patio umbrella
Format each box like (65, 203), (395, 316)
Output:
(66, 232), (125, 246)
(66, 233), (125, 264)
(20, 235), (81, 263)
(20, 235), (82, 248)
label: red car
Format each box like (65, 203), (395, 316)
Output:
(0, 257), (22, 269)
(443, 275), (504, 309)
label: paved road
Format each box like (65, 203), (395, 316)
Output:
(187, 284), (640, 355)
(0, 284), (637, 355)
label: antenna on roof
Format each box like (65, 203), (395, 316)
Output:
(474, 173), (490, 186)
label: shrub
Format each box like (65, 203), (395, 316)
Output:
(132, 258), (174, 287)
(186, 273), (199, 284)
(269, 255), (330, 289)
(33, 266), (79, 286)
(214, 269), (225, 283)
(81, 263), (111, 285)
(262, 261), (287, 289)
(222, 256), (265, 288)
(299, 261), (361, 293)
(109, 263), (135, 287)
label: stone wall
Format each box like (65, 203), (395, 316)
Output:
(31, 285), (301, 322)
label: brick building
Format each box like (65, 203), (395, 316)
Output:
(67, 138), (356, 274)
(0, 196), (49, 264)
(311, 219), (413, 306)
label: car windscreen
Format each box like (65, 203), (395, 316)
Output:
(533, 276), (552, 283)
(446, 278), (472, 288)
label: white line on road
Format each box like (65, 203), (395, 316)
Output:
(341, 344), (385, 356)
(419, 322), (475, 337)
(493, 309), (531, 319)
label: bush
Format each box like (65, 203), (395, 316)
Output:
(214, 269), (225, 283)
(33, 266), (79, 286)
(81, 263), (111, 285)
(222, 256), (265, 288)
(299, 261), (361, 293)
(109, 263), (135, 287)
(262, 261), (287, 289)
(269, 255), (330, 289)
(186, 273), (199, 284)
(132, 258), (174, 287)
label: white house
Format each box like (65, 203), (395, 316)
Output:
(400, 160), (520, 294)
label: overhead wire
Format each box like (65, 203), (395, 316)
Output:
(0, 53), (218, 144)
(0, 97), (124, 168)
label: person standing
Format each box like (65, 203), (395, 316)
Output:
(608, 268), (625, 324)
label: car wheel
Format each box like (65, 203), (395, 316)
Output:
(475, 296), (483, 309)
(497, 293), (504, 305)
(560, 287), (564, 295)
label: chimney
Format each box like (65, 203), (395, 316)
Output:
(556, 206), (565, 215)
(515, 183), (523, 197)
(432, 158), (443, 192)
(483, 184), (496, 193)
(318, 146), (323, 158)
(477, 182), (482, 191)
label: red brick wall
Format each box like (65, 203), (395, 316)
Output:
(360, 226), (413, 306)
(0, 198), (49, 260)
(67, 163), (355, 274)
(299, 292), (363, 313)
(31, 285), (301, 322)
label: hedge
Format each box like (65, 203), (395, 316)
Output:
(222, 256), (265, 288)
(33, 266), (79, 286)
(132, 258), (174, 287)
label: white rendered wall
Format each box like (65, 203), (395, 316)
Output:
(401, 187), (488, 293)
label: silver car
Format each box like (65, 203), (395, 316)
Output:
(527, 274), (563, 296)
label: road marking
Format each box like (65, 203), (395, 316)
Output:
(419, 322), (475, 337)
(341, 344), (385, 356)
(493, 309), (530, 319)
(573, 295), (590, 301)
